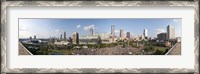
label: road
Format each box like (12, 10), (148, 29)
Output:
(19, 42), (33, 55)
(167, 42), (181, 55)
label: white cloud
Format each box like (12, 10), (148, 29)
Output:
(155, 29), (166, 34)
(76, 25), (81, 28)
(83, 25), (95, 31)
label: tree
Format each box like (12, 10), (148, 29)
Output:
(154, 48), (166, 55)
(39, 44), (49, 55)
(165, 48), (169, 54)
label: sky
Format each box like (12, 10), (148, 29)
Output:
(19, 18), (182, 38)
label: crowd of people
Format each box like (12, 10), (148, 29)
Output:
(72, 45), (142, 55)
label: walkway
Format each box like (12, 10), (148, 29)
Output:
(19, 42), (33, 55)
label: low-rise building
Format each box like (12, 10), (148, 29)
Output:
(79, 36), (99, 44)
(176, 37), (181, 42)
(165, 41), (172, 47)
(157, 33), (167, 42)
(54, 41), (69, 45)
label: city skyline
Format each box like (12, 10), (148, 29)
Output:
(19, 18), (182, 38)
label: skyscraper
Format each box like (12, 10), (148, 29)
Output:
(64, 32), (66, 41)
(30, 36), (32, 41)
(111, 25), (115, 42)
(120, 29), (124, 38)
(60, 34), (62, 40)
(90, 28), (93, 36)
(167, 25), (175, 40)
(34, 35), (36, 39)
(143, 29), (148, 37)
(126, 32), (131, 39)
(111, 25), (115, 35)
(72, 32), (79, 44)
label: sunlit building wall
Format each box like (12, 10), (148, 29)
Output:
(167, 25), (175, 40)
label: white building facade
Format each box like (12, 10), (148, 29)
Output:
(143, 29), (148, 37)
(167, 25), (175, 40)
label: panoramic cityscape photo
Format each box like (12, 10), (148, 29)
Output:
(19, 18), (181, 55)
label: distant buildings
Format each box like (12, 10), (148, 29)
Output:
(68, 37), (72, 43)
(30, 36), (32, 41)
(64, 32), (66, 41)
(157, 33), (167, 42)
(34, 36), (36, 39)
(54, 41), (69, 45)
(111, 25), (115, 42)
(111, 25), (115, 36)
(49, 32), (70, 45)
(79, 36), (99, 44)
(72, 32), (79, 44)
(156, 25), (176, 41)
(126, 32), (131, 39)
(90, 28), (94, 36)
(120, 29), (124, 38)
(167, 25), (175, 40)
(140, 34), (145, 40)
(100, 33), (110, 39)
(143, 29), (148, 37)
(100, 32), (114, 43)
(165, 41), (172, 47)
(60, 34), (62, 40)
(26, 24), (180, 46)
(156, 25), (180, 44)
(21, 35), (47, 45)
(79, 32), (111, 44)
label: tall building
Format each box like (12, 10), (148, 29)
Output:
(64, 32), (66, 41)
(143, 29), (148, 37)
(120, 29), (124, 38)
(157, 33), (167, 41)
(167, 25), (175, 40)
(34, 35), (36, 39)
(111, 25), (115, 35)
(60, 34), (62, 40)
(72, 32), (79, 44)
(111, 25), (115, 42)
(126, 32), (131, 39)
(68, 37), (72, 43)
(30, 36), (32, 41)
(90, 28), (93, 36)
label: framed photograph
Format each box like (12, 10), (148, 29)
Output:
(1, 0), (199, 74)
